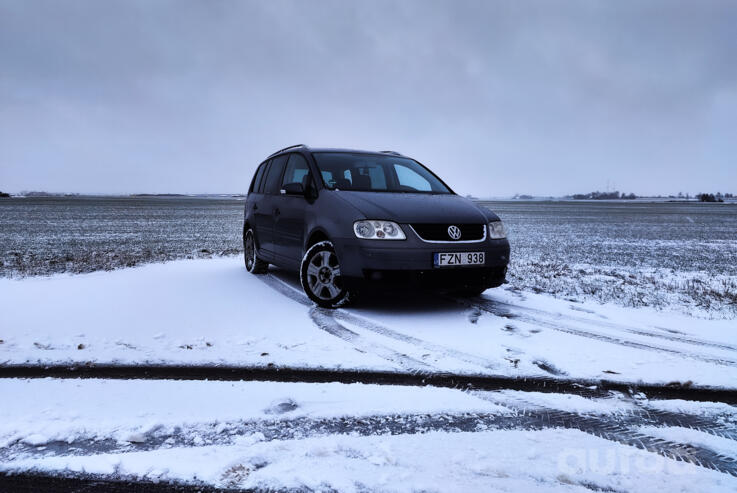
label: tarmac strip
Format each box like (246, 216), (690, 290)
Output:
(2, 364), (735, 404)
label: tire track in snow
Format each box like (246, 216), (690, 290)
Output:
(265, 271), (736, 375)
(332, 310), (498, 371)
(636, 407), (737, 442)
(0, 412), (521, 461)
(260, 273), (435, 372)
(459, 297), (737, 367)
(266, 270), (736, 371)
(308, 307), (433, 372)
(258, 273), (312, 307)
(476, 393), (737, 477)
(5, 404), (735, 477)
(490, 296), (737, 353)
(262, 273), (498, 373)
(266, 270), (736, 363)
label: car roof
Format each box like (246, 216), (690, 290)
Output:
(308, 147), (401, 155)
(267, 145), (407, 159)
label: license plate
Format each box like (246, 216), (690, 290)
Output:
(433, 252), (485, 267)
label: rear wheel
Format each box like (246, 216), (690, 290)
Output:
(244, 228), (268, 274)
(300, 241), (353, 308)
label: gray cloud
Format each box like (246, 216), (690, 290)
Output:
(1, 0), (735, 196)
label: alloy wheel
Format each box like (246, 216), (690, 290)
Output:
(305, 249), (342, 300)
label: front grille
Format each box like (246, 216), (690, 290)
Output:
(411, 223), (485, 242)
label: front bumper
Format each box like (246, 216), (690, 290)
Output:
(334, 227), (510, 291)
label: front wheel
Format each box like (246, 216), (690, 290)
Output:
(244, 228), (269, 274)
(300, 241), (353, 308)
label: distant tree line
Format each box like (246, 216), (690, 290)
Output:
(571, 191), (637, 200)
(697, 192), (732, 202)
(0, 191), (10, 198)
(21, 191), (54, 197)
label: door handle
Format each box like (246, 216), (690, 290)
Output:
(253, 204), (258, 211)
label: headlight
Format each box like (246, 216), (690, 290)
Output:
(488, 221), (507, 239)
(353, 220), (406, 240)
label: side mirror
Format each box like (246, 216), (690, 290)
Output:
(281, 182), (305, 196)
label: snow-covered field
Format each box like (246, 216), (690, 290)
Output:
(3, 197), (736, 317)
(481, 200), (737, 318)
(1, 256), (737, 490)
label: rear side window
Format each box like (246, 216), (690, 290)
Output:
(257, 161), (271, 193)
(262, 154), (288, 194)
(282, 153), (311, 187)
(249, 160), (269, 193)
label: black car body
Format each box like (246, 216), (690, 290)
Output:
(243, 145), (510, 307)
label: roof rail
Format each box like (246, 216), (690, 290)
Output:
(268, 144), (307, 158)
(380, 150), (402, 156)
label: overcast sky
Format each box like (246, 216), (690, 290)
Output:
(1, 0), (735, 196)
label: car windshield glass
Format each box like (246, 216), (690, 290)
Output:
(312, 153), (452, 194)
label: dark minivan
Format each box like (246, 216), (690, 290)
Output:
(244, 145), (510, 308)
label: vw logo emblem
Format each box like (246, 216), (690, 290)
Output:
(447, 225), (462, 240)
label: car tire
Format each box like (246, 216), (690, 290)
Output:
(244, 228), (269, 274)
(300, 240), (353, 308)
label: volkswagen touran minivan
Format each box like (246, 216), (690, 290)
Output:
(243, 145), (510, 307)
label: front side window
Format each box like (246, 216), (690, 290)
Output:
(312, 153), (451, 194)
(282, 153), (311, 187)
(394, 163), (432, 191)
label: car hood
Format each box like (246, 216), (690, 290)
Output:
(333, 191), (499, 223)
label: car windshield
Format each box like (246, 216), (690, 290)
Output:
(312, 152), (452, 194)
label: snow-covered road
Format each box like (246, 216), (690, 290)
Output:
(1, 378), (737, 491)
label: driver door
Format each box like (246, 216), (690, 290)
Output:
(274, 153), (315, 267)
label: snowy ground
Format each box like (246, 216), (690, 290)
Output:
(1, 256), (735, 387)
(2, 257), (737, 490)
(1, 378), (737, 491)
